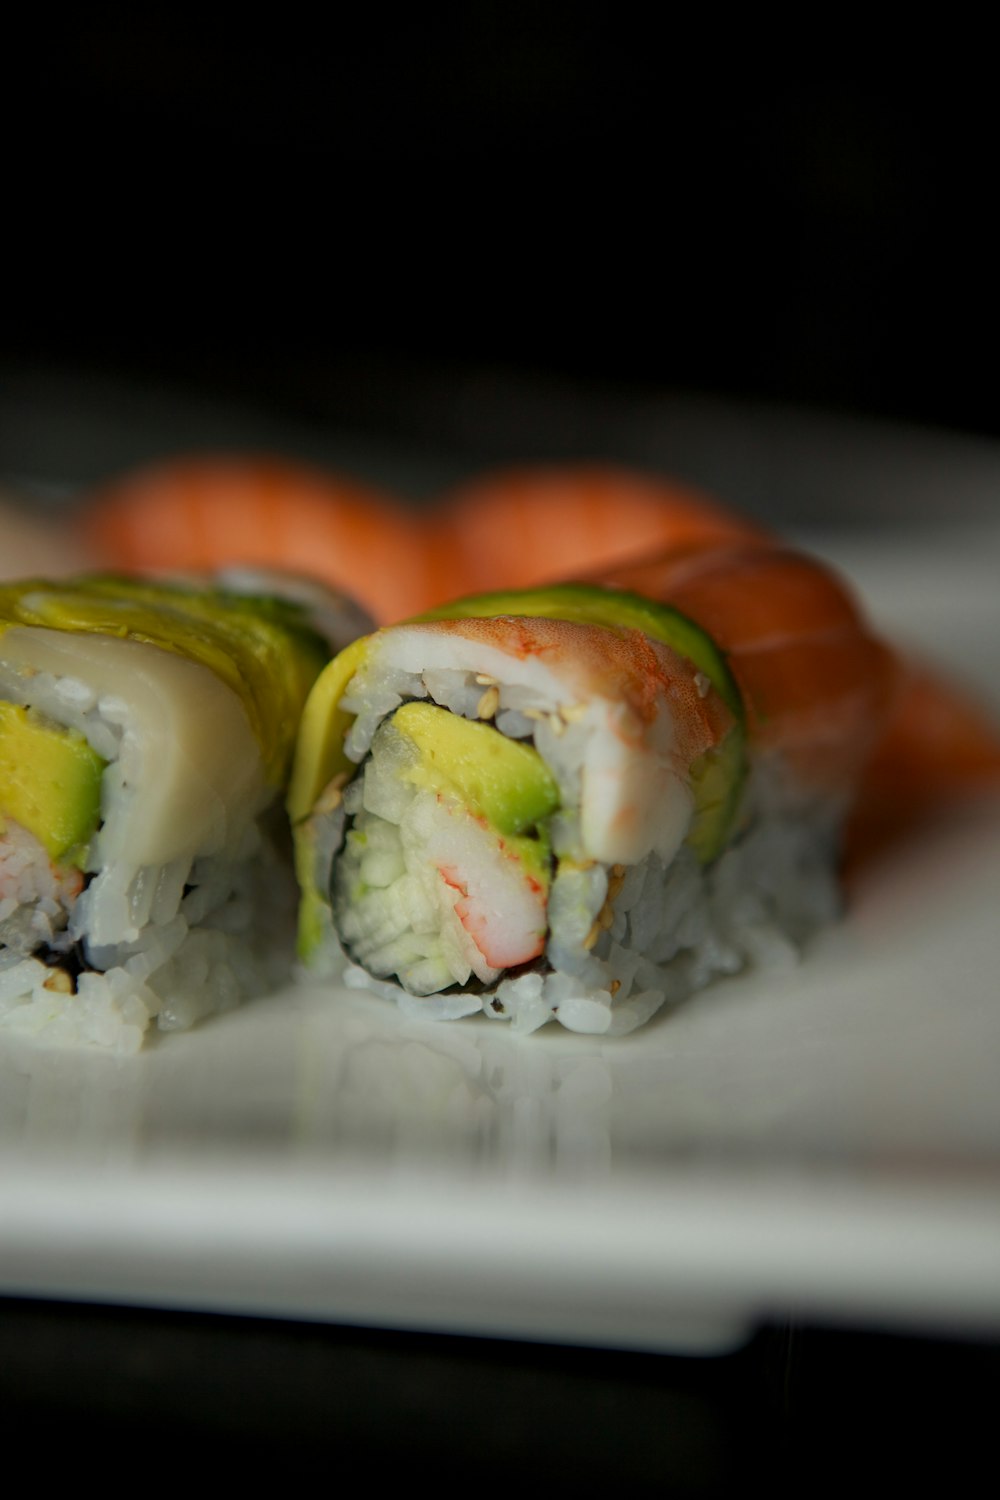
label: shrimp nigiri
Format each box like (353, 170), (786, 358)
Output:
(433, 464), (770, 597)
(78, 454), (449, 623)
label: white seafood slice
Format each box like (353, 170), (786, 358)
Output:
(0, 627), (265, 871)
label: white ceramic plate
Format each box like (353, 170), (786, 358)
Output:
(1, 521), (998, 1355)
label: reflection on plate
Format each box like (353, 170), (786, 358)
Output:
(1, 522), (999, 1354)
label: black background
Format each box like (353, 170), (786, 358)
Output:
(3, 1297), (996, 1489)
(6, 13), (998, 449)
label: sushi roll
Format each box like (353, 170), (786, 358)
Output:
(289, 541), (897, 1035)
(0, 573), (367, 1051)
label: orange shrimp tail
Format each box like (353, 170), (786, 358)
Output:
(433, 464), (769, 599)
(78, 454), (443, 623)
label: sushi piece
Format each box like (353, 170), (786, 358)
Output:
(288, 538), (897, 1035)
(434, 464), (770, 597)
(78, 454), (447, 622)
(0, 572), (367, 1051)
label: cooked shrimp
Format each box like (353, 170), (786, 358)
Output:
(78, 454), (443, 623)
(434, 465), (769, 596)
(0, 819), (84, 910)
(435, 825), (549, 973)
(598, 543), (898, 795)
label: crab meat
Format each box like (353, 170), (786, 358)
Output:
(334, 768), (552, 994)
(0, 819), (85, 908)
(436, 832), (548, 972)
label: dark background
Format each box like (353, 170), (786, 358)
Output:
(5, 14), (997, 463)
(3, 1297), (996, 1489)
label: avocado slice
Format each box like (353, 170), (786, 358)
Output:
(392, 701), (559, 838)
(0, 702), (105, 864)
(288, 634), (371, 825)
(686, 731), (746, 865)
